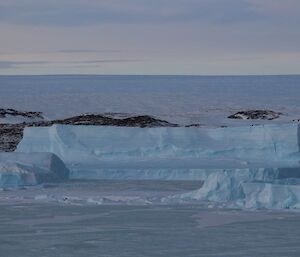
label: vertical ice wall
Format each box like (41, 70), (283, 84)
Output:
(17, 124), (300, 167)
(0, 152), (69, 188)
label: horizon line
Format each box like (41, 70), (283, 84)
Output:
(1, 73), (300, 77)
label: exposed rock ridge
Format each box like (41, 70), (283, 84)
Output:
(28, 114), (178, 128)
(0, 109), (178, 152)
(228, 110), (282, 120)
(0, 108), (43, 119)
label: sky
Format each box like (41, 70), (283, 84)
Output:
(0, 0), (300, 75)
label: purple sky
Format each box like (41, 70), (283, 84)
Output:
(0, 0), (300, 75)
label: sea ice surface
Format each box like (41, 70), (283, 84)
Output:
(1, 203), (300, 257)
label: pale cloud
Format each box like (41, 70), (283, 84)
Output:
(0, 0), (298, 28)
(0, 61), (50, 69)
(0, 0), (260, 26)
(250, 0), (300, 12)
(57, 49), (121, 54)
(0, 59), (140, 69)
(0, 0), (299, 74)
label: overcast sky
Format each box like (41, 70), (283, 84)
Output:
(0, 0), (300, 75)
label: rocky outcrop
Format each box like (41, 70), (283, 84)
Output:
(184, 123), (202, 128)
(0, 109), (178, 152)
(228, 110), (282, 120)
(29, 114), (178, 128)
(0, 124), (24, 152)
(0, 108), (44, 123)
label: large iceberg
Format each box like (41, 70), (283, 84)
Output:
(0, 152), (69, 188)
(17, 124), (300, 167)
(15, 124), (300, 208)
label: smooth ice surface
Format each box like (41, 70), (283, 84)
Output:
(0, 180), (202, 205)
(0, 152), (69, 188)
(0, 203), (300, 257)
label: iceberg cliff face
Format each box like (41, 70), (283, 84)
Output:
(16, 124), (300, 209)
(17, 124), (300, 167)
(0, 152), (69, 188)
(163, 168), (300, 209)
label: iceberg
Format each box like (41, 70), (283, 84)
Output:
(164, 167), (300, 209)
(0, 152), (69, 188)
(17, 123), (300, 169)
(15, 123), (300, 208)
(243, 180), (300, 209)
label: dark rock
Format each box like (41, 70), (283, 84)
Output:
(228, 110), (282, 120)
(185, 123), (203, 128)
(26, 114), (178, 128)
(0, 108), (44, 119)
(0, 111), (178, 152)
(0, 124), (25, 152)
